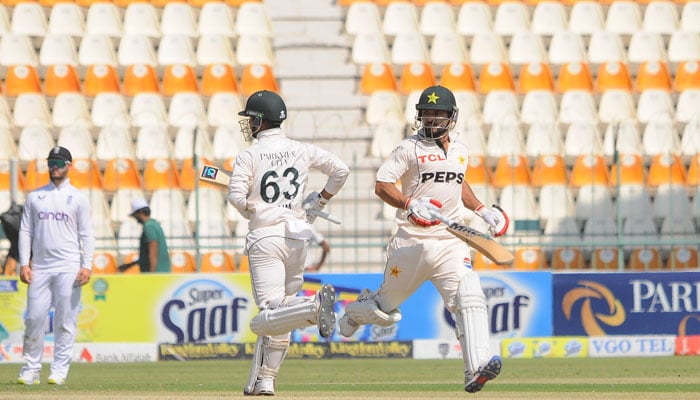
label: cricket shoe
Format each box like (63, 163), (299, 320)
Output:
(17, 370), (40, 385)
(465, 355), (502, 393)
(316, 284), (336, 338)
(48, 373), (66, 385)
(339, 314), (359, 337)
(243, 376), (275, 396)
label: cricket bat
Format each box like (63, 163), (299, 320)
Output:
(198, 164), (342, 225)
(427, 210), (514, 266)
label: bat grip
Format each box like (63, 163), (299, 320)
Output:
(426, 209), (453, 226)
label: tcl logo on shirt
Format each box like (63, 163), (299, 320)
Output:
(417, 154), (446, 163)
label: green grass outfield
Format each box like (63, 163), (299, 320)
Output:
(1, 357), (699, 399)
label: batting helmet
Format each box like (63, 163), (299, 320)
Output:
(239, 90), (287, 123)
(414, 85), (458, 141)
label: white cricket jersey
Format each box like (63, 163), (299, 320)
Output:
(377, 132), (469, 238)
(227, 128), (349, 233)
(19, 179), (95, 272)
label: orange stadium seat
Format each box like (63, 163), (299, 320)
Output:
(465, 155), (490, 185)
(119, 252), (141, 274)
(675, 61), (700, 91)
(513, 248), (548, 270)
(596, 61), (633, 92)
(686, 154), (700, 186)
(636, 61), (673, 92)
(360, 63), (398, 94)
(399, 62), (436, 95)
(170, 251), (196, 273)
(478, 62), (515, 94)
(518, 62), (554, 93)
(492, 154), (531, 188)
(24, 160), (50, 191)
(667, 246), (698, 270)
(237, 255), (249, 272)
(151, 0), (186, 7)
(224, 0), (262, 6)
(647, 153), (687, 187)
(439, 63), (476, 92)
(239, 64), (278, 96)
(84, 64), (121, 96)
(200, 251), (236, 273)
(531, 154), (567, 186)
(5, 65), (42, 96)
(68, 158), (103, 189)
(180, 158), (220, 191)
(610, 153), (645, 186)
(123, 64), (160, 96)
(44, 64), (81, 96)
(570, 155), (610, 187)
(590, 248), (620, 270)
(3, 257), (17, 275)
(162, 64), (198, 96)
(103, 158), (143, 191)
(0, 161), (24, 191)
(143, 158), (181, 191)
(92, 252), (118, 274)
(557, 62), (594, 93)
(628, 248), (663, 270)
(550, 248), (585, 270)
(201, 64), (238, 96)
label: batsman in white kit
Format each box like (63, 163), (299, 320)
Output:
(227, 90), (349, 396)
(339, 86), (509, 393)
(17, 146), (95, 386)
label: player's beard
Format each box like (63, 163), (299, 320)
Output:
(49, 167), (69, 184)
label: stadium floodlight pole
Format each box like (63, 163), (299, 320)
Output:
(613, 121), (624, 271)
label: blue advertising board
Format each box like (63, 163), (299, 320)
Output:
(293, 271), (552, 342)
(553, 272), (700, 336)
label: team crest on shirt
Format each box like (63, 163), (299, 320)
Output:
(390, 265), (402, 278)
(67, 196), (73, 205)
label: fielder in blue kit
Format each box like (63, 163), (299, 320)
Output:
(17, 146), (95, 386)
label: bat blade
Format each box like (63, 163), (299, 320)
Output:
(199, 164), (231, 186)
(425, 209), (514, 265)
(445, 222), (514, 265)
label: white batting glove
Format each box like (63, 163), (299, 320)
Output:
(302, 191), (328, 223)
(475, 204), (509, 237)
(405, 197), (443, 227)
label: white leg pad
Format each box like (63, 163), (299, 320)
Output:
(244, 336), (265, 394)
(455, 271), (490, 374)
(244, 335), (289, 395)
(345, 289), (402, 327)
(250, 296), (316, 336)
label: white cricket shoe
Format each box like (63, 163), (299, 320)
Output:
(339, 314), (359, 337)
(48, 373), (66, 385)
(244, 376), (275, 396)
(17, 370), (40, 385)
(316, 284), (336, 338)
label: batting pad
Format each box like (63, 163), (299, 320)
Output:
(345, 291), (402, 327)
(250, 297), (317, 336)
(455, 270), (490, 374)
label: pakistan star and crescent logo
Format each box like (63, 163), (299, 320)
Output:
(427, 91), (439, 104)
(562, 280), (626, 336)
(390, 265), (401, 278)
(458, 155), (465, 165)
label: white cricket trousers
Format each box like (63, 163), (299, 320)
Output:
(20, 271), (81, 377)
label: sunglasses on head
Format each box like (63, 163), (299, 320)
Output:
(47, 159), (69, 168)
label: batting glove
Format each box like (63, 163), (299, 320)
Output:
(302, 191), (328, 223)
(405, 197), (443, 227)
(475, 204), (509, 237)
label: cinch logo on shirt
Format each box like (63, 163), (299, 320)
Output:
(38, 211), (70, 221)
(420, 171), (464, 184)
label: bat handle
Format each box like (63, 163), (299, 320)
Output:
(426, 209), (453, 226)
(307, 209), (342, 225)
